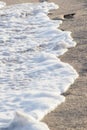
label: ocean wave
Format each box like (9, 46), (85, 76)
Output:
(0, 1), (78, 130)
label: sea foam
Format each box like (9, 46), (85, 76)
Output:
(0, 1), (78, 130)
(1, 112), (49, 130)
(0, 1), (6, 8)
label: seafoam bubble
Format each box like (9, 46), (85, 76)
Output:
(1, 112), (49, 130)
(0, 1), (6, 8)
(0, 1), (78, 130)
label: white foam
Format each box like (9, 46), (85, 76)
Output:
(1, 112), (49, 130)
(0, 1), (6, 8)
(0, 2), (78, 130)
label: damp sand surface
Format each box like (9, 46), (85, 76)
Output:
(43, 0), (87, 130)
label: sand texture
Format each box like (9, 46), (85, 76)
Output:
(43, 0), (87, 130)
(1, 0), (87, 129)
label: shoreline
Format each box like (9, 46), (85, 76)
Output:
(43, 0), (87, 129)
(1, 0), (87, 129)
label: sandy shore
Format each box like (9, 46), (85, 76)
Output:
(43, 0), (87, 130)
(2, 0), (87, 129)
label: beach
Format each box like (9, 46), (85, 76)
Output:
(1, 0), (87, 129)
(43, 0), (87, 129)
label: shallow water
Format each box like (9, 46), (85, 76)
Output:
(0, 1), (78, 130)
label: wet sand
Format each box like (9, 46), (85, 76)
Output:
(2, 0), (87, 129)
(43, 0), (87, 130)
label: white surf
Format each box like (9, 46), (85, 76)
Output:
(0, 1), (78, 130)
